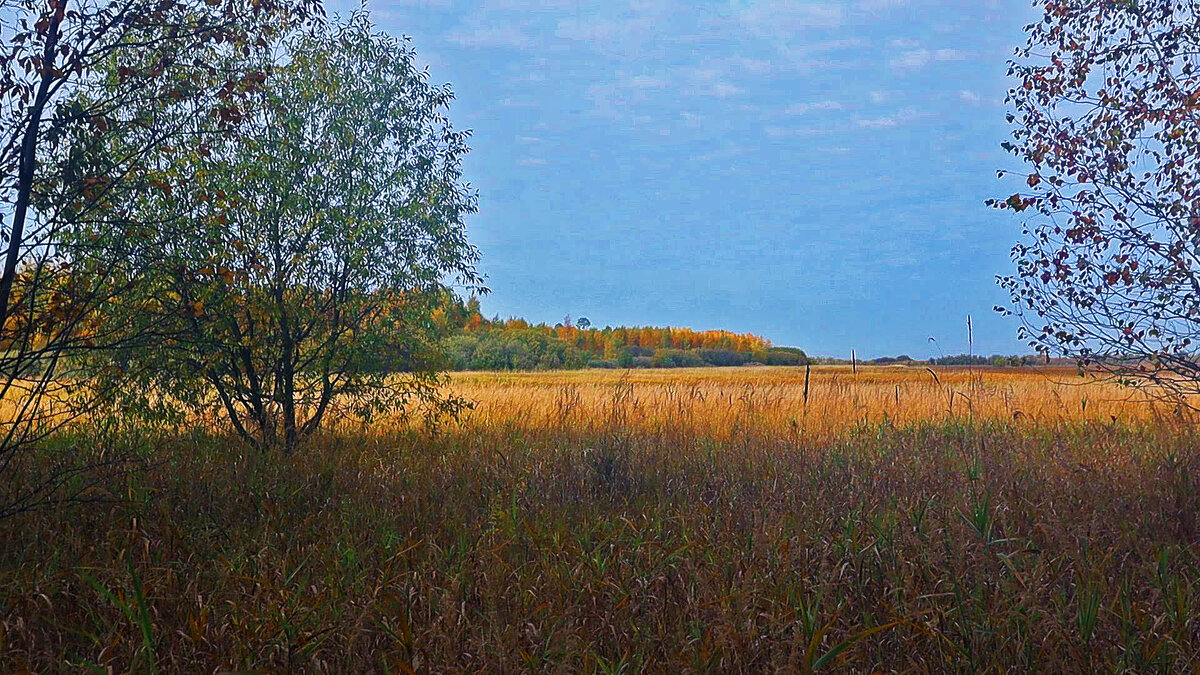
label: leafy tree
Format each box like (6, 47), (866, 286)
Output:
(651, 349), (707, 368)
(995, 1), (1200, 401)
(72, 14), (480, 453)
(0, 0), (317, 516)
(576, 316), (591, 330)
(0, 0), (318, 325)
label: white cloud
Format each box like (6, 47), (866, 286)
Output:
(376, 0), (453, 7)
(446, 21), (532, 49)
(772, 39), (863, 72)
(813, 38), (865, 51)
(518, 158), (547, 166)
(733, 1), (844, 38)
(675, 54), (782, 93)
(627, 75), (668, 89)
(869, 90), (892, 104)
(498, 97), (539, 108)
(586, 80), (659, 121)
(765, 126), (830, 138)
(784, 100), (844, 115)
(516, 136), (542, 143)
(889, 48), (965, 69)
(513, 71), (547, 83)
(888, 38), (921, 49)
(444, 0), (920, 130)
(551, 4), (666, 51)
(702, 82), (744, 98)
(556, 16), (646, 43)
(688, 144), (746, 163)
(857, 117), (898, 129)
(856, 107), (919, 128)
(723, 55), (774, 75)
(484, 0), (575, 8)
(958, 89), (982, 104)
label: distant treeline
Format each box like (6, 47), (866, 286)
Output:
(434, 295), (806, 371)
(431, 295), (1056, 372)
(928, 354), (1045, 367)
(813, 354), (1058, 367)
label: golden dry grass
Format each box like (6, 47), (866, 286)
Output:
(2, 365), (1199, 671)
(445, 365), (1161, 440)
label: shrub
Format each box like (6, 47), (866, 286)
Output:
(756, 347), (808, 366)
(930, 355), (991, 367)
(618, 346), (654, 368)
(699, 349), (750, 367)
(652, 349), (709, 368)
(871, 355), (914, 365)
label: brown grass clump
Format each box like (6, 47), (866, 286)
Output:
(2, 366), (1199, 671)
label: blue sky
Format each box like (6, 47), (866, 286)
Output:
(330, 0), (1038, 358)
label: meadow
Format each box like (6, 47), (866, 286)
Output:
(2, 365), (1199, 671)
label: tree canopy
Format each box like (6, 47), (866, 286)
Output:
(0, 0), (319, 514)
(68, 13), (480, 452)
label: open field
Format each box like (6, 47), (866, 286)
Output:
(444, 365), (1169, 439)
(3, 366), (1200, 671)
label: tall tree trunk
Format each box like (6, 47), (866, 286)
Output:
(0, 0), (65, 331)
(281, 340), (296, 455)
(278, 298), (297, 455)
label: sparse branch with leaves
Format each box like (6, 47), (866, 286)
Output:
(995, 0), (1200, 403)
